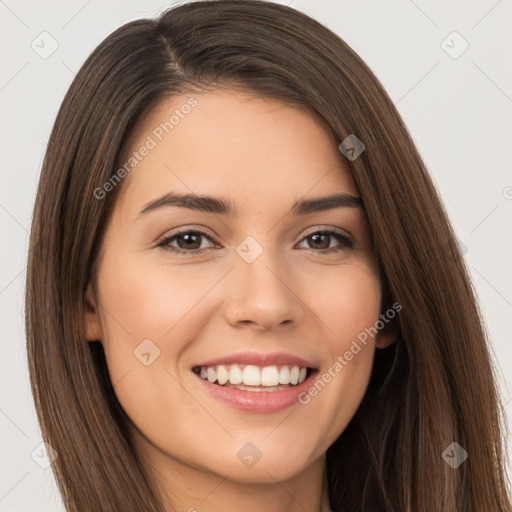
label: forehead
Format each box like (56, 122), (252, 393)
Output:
(116, 89), (358, 216)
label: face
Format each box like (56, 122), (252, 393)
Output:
(85, 89), (394, 490)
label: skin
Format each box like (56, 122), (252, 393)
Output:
(85, 89), (395, 512)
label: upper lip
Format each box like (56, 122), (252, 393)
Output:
(193, 351), (318, 369)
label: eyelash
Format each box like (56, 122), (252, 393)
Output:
(157, 228), (354, 255)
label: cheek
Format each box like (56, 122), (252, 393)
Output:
(95, 250), (227, 395)
(297, 262), (381, 435)
(308, 261), (382, 350)
(94, 252), (215, 434)
(97, 252), (215, 342)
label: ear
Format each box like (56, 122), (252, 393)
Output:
(84, 282), (102, 342)
(375, 315), (399, 349)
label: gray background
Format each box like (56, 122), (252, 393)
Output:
(1, 0), (511, 510)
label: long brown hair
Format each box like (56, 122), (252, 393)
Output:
(25, 1), (511, 510)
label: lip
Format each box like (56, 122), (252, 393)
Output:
(193, 351), (318, 369)
(193, 368), (318, 414)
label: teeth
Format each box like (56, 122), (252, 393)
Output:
(217, 365), (229, 385)
(243, 365), (261, 386)
(207, 367), (217, 383)
(229, 365), (243, 385)
(290, 366), (299, 385)
(278, 366), (291, 384)
(196, 364), (310, 387)
(261, 366), (279, 386)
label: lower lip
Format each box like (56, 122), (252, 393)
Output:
(194, 371), (317, 414)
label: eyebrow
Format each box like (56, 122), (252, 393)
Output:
(137, 191), (363, 219)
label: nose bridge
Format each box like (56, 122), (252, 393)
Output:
(223, 234), (302, 328)
(236, 232), (287, 281)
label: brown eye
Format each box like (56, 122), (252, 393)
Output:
(157, 228), (354, 256)
(158, 230), (217, 254)
(297, 230), (354, 253)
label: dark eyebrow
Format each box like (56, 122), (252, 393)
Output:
(137, 192), (363, 219)
(291, 193), (363, 215)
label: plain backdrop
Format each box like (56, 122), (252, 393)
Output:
(1, 0), (511, 510)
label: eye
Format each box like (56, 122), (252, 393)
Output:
(296, 229), (354, 253)
(157, 228), (354, 255)
(157, 229), (217, 254)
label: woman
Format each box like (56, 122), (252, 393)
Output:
(25, 1), (512, 511)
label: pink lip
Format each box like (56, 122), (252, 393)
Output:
(193, 351), (317, 369)
(194, 370), (318, 414)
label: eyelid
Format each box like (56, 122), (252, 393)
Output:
(158, 224), (351, 242)
(300, 224), (352, 239)
(157, 224), (216, 241)
(157, 225), (354, 254)
(157, 227), (217, 248)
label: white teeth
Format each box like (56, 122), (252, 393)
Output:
(207, 367), (217, 383)
(290, 366), (300, 385)
(261, 366), (279, 386)
(196, 364), (310, 387)
(243, 365), (261, 386)
(229, 365), (243, 385)
(217, 365), (229, 385)
(278, 366), (291, 384)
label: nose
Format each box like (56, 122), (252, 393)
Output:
(222, 245), (303, 331)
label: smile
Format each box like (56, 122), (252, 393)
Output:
(193, 364), (310, 389)
(191, 354), (319, 413)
